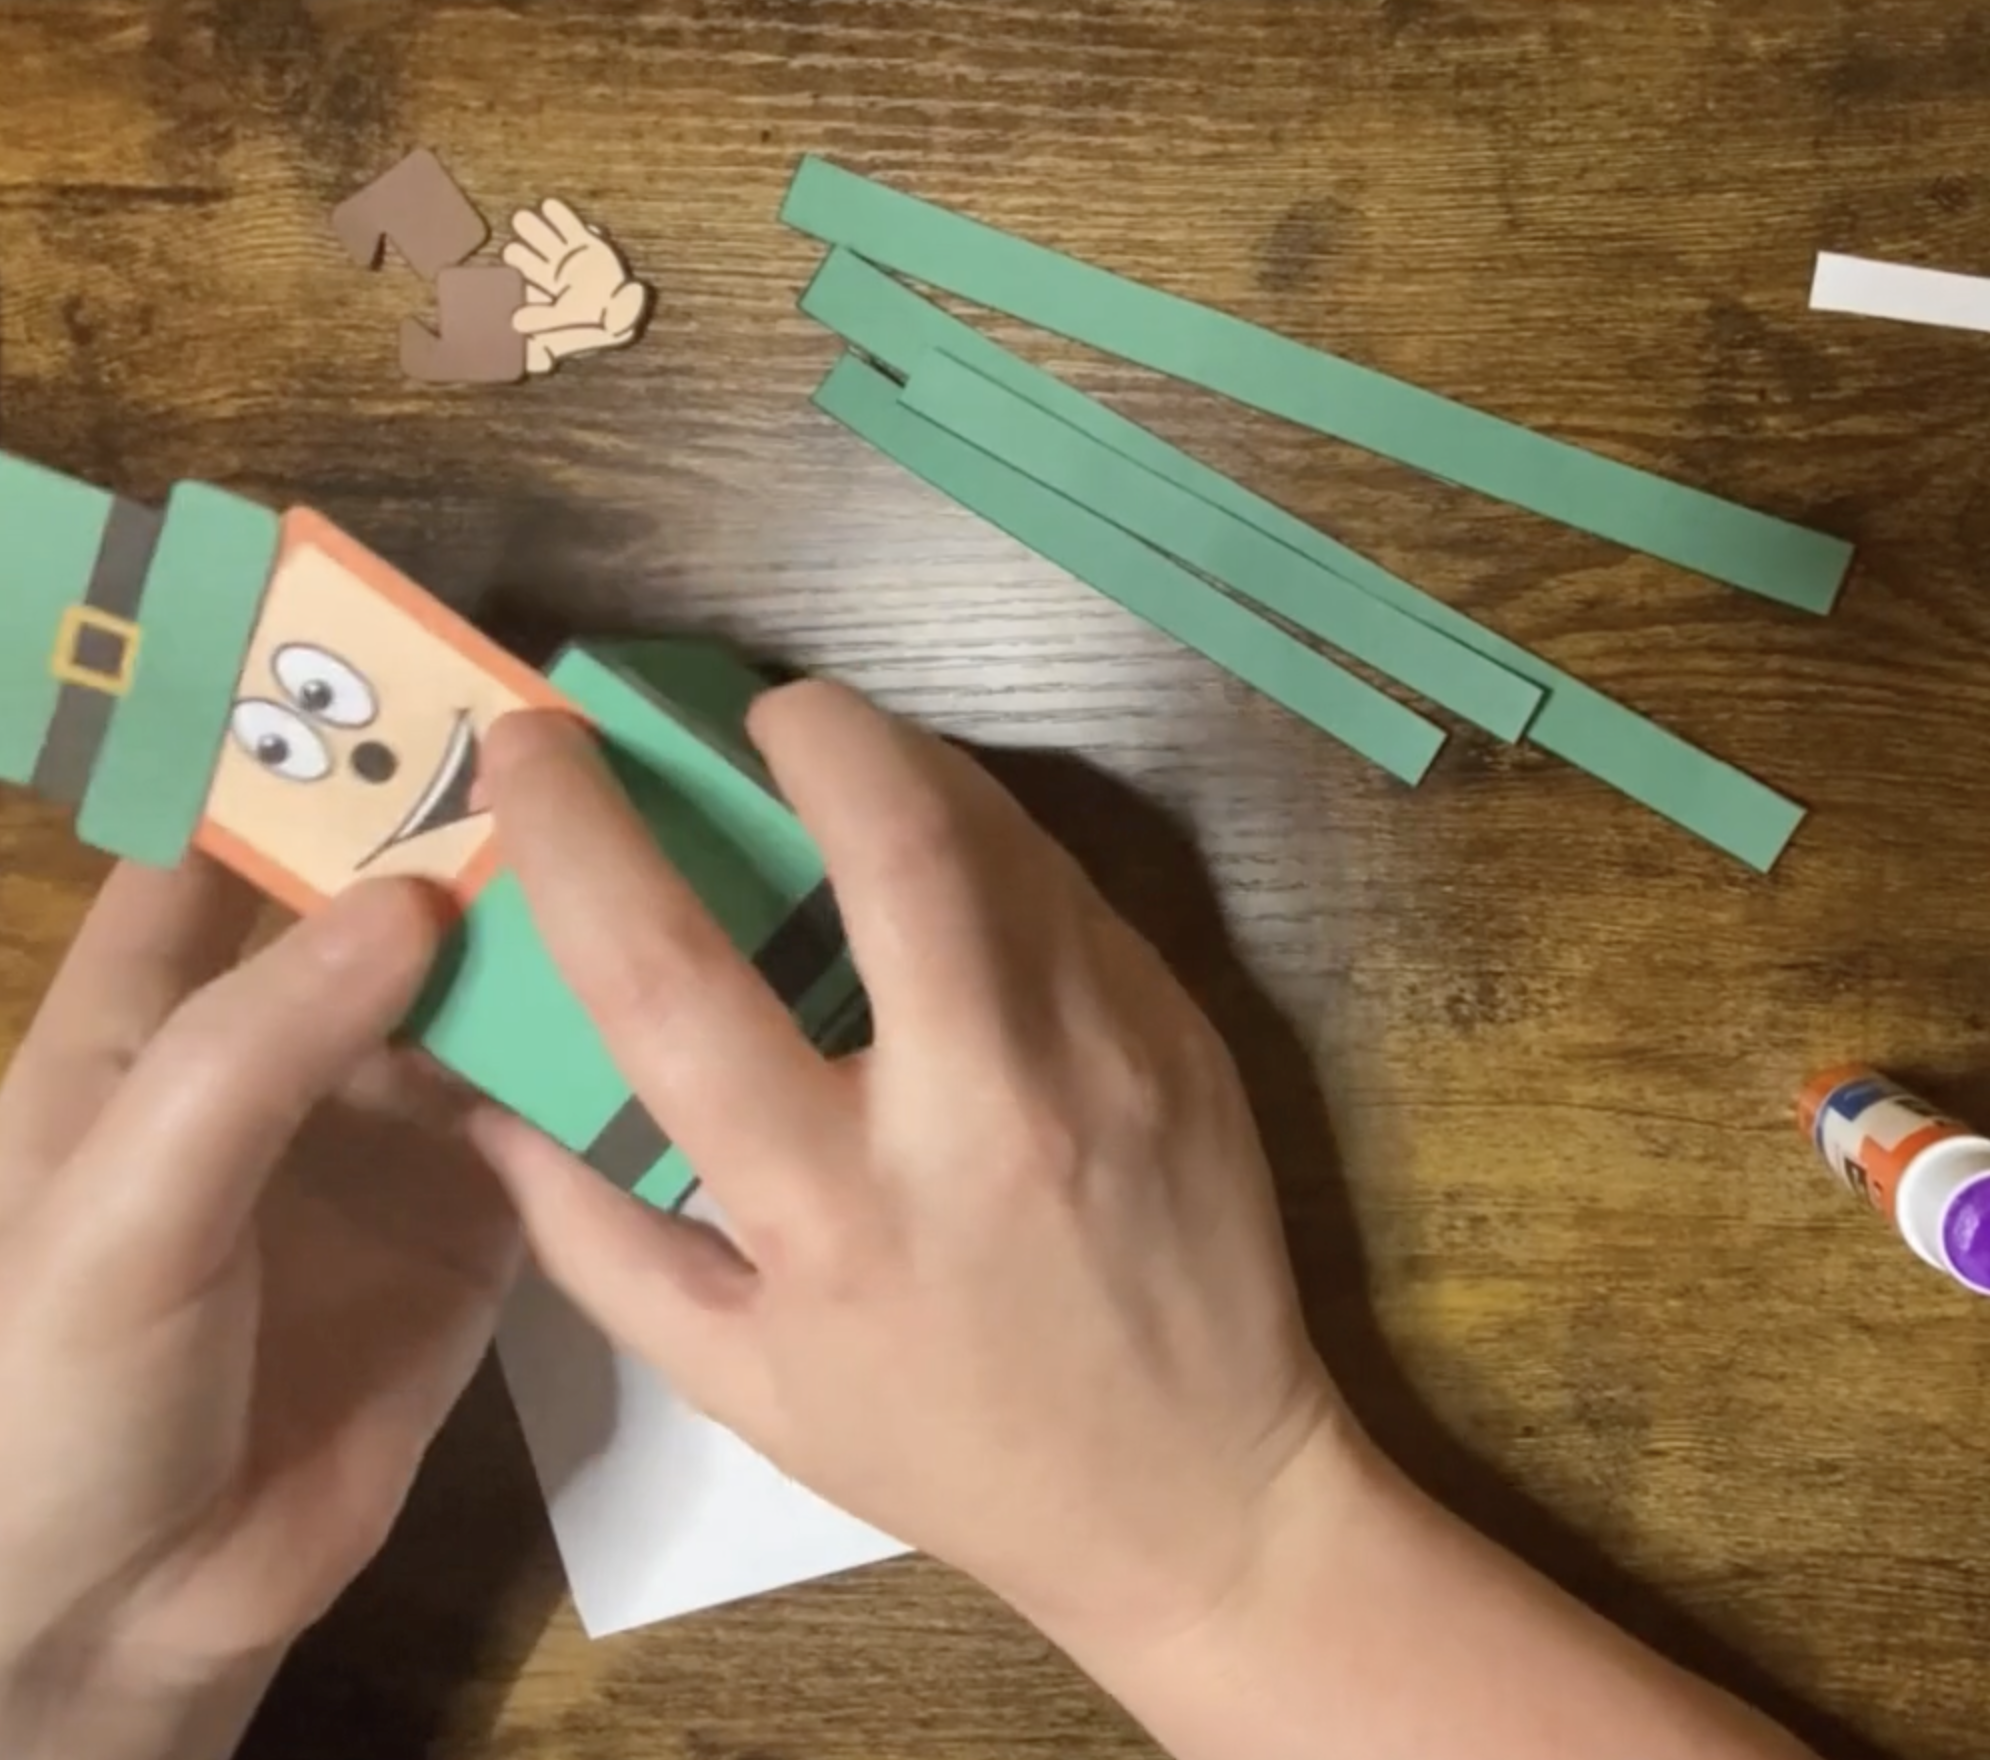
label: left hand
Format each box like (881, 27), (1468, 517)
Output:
(504, 198), (652, 374)
(0, 860), (518, 1758)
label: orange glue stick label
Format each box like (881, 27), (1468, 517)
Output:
(1798, 1066), (1971, 1223)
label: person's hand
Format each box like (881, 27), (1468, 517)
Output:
(0, 862), (518, 1760)
(472, 685), (1347, 1659)
(503, 198), (652, 375)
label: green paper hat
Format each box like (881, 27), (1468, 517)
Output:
(0, 453), (281, 866)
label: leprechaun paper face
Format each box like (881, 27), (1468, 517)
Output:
(194, 510), (569, 915)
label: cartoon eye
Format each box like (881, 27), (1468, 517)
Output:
(272, 644), (378, 729)
(229, 699), (332, 783)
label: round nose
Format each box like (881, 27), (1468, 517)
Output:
(351, 741), (399, 785)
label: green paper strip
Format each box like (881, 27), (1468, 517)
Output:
(80, 483), (281, 867)
(0, 455), (114, 789)
(903, 353), (1544, 743)
(814, 355), (1446, 785)
(781, 158), (1853, 616)
(800, 251), (1806, 872)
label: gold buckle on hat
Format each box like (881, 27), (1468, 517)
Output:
(50, 606), (141, 697)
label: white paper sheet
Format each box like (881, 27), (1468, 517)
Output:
(1811, 251), (1990, 336)
(495, 1189), (909, 1639)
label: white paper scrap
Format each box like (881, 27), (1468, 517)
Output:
(1811, 252), (1990, 336)
(495, 1189), (910, 1639)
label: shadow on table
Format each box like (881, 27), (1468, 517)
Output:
(239, 1355), (567, 1760)
(974, 744), (1898, 1760)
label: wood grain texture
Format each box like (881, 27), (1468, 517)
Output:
(4, 1), (1990, 1755)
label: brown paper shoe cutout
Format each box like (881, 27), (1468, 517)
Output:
(400, 266), (528, 384)
(334, 149), (489, 282)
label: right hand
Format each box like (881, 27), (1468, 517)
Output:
(472, 684), (1347, 1653)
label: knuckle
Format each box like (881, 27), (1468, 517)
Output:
(968, 1022), (1183, 1202)
(753, 1185), (889, 1300)
(590, 917), (738, 1034)
(148, 972), (345, 1137)
(975, 1078), (1091, 1198)
(1089, 1033), (1174, 1135)
(150, 985), (262, 1094)
(865, 784), (976, 901)
(1011, 1110), (1090, 1195)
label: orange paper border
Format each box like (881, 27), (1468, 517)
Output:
(194, 508), (576, 918)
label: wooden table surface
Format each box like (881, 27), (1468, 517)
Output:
(6, 2), (1990, 1755)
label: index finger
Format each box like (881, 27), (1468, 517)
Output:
(511, 301), (603, 337)
(0, 858), (261, 1211)
(481, 713), (851, 1235)
(48, 880), (443, 1322)
(745, 682), (1084, 1059)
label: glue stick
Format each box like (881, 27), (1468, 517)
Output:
(1797, 1066), (1990, 1297)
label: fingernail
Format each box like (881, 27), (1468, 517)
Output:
(303, 880), (441, 973)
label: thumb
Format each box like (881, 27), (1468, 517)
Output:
(512, 299), (590, 337)
(52, 880), (445, 1316)
(530, 326), (622, 367)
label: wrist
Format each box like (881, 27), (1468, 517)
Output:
(1032, 1395), (1395, 1687)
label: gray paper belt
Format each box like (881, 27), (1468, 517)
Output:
(581, 879), (864, 1199)
(31, 498), (167, 805)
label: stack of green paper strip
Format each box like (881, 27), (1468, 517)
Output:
(778, 157), (1856, 874)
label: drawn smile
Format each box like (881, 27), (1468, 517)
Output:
(360, 711), (482, 868)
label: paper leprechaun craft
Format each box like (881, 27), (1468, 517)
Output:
(0, 452), (866, 1211)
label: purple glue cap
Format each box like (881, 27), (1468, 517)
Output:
(1942, 1174), (1990, 1297)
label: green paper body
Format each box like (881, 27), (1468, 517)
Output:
(408, 639), (864, 1212)
(803, 251), (1805, 872)
(0, 455), (113, 786)
(609, 635), (770, 743)
(77, 484), (280, 866)
(782, 158), (1852, 615)
(902, 353), (1544, 743)
(813, 356), (1446, 785)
